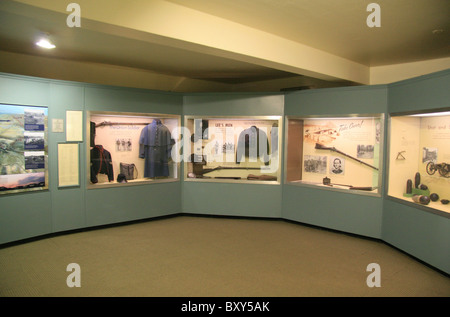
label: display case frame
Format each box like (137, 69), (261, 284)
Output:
(386, 108), (450, 217)
(284, 113), (384, 197)
(184, 115), (283, 185)
(86, 111), (181, 189)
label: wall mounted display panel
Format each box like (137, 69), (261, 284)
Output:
(0, 103), (48, 195)
(184, 116), (282, 184)
(285, 114), (384, 196)
(87, 111), (180, 188)
(388, 109), (450, 217)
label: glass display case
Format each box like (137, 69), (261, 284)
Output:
(184, 116), (282, 183)
(388, 109), (450, 215)
(87, 111), (180, 188)
(285, 114), (384, 195)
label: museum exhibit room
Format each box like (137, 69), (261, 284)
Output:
(0, 0), (449, 300)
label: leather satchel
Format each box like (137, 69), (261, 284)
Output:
(120, 162), (138, 180)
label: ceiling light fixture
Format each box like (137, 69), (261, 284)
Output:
(409, 111), (450, 117)
(36, 34), (56, 49)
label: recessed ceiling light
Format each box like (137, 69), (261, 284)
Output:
(36, 35), (55, 49)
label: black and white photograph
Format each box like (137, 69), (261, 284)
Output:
(422, 147), (438, 163)
(24, 151), (45, 169)
(211, 140), (235, 155)
(330, 156), (345, 175)
(116, 138), (132, 152)
(304, 155), (327, 174)
(24, 108), (45, 131)
(356, 144), (374, 159)
(24, 131), (45, 150)
(375, 121), (381, 144)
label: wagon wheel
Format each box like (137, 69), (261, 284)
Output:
(426, 161), (436, 175)
(438, 163), (450, 178)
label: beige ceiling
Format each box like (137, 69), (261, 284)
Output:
(169, 0), (450, 66)
(0, 0), (448, 92)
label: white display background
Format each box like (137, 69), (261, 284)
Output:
(389, 114), (450, 213)
(90, 114), (178, 183)
(301, 117), (380, 188)
(187, 118), (280, 180)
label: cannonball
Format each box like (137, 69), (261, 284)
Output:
(430, 193), (439, 202)
(419, 196), (430, 205)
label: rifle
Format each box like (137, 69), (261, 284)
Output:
(190, 159), (269, 178)
(322, 177), (377, 191)
(204, 166), (264, 174)
(196, 165), (268, 177)
(95, 121), (150, 128)
(315, 143), (379, 171)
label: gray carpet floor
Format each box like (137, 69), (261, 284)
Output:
(0, 215), (449, 297)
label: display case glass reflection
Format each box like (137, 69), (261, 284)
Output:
(185, 116), (282, 184)
(88, 111), (180, 187)
(388, 110), (450, 215)
(285, 115), (383, 195)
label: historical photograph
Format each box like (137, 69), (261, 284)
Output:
(356, 144), (374, 159)
(330, 156), (345, 175)
(422, 147), (437, 163)
(116, 138), (132, 152)
(304, 155), (327, 174)
(24, 131), (45, 150)
(24, 151), (45, 170)
(24, 108), (45, 131)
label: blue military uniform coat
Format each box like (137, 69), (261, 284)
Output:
(235, 126), (269, 164)
(139, 119), (173, 178)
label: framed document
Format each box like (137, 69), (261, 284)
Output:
(52, 118), (64, 133)
(58, 142), (79, 187)
(66, 110), (83, 141)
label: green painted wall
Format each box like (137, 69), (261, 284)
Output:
(1, 75), (53, 243)
(0, 73), (183, 244)
(283, 85), (389, 238)
(384, 69), (450, 274)
(49, 82), (86, 233)
(387, 69), (450, 114)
